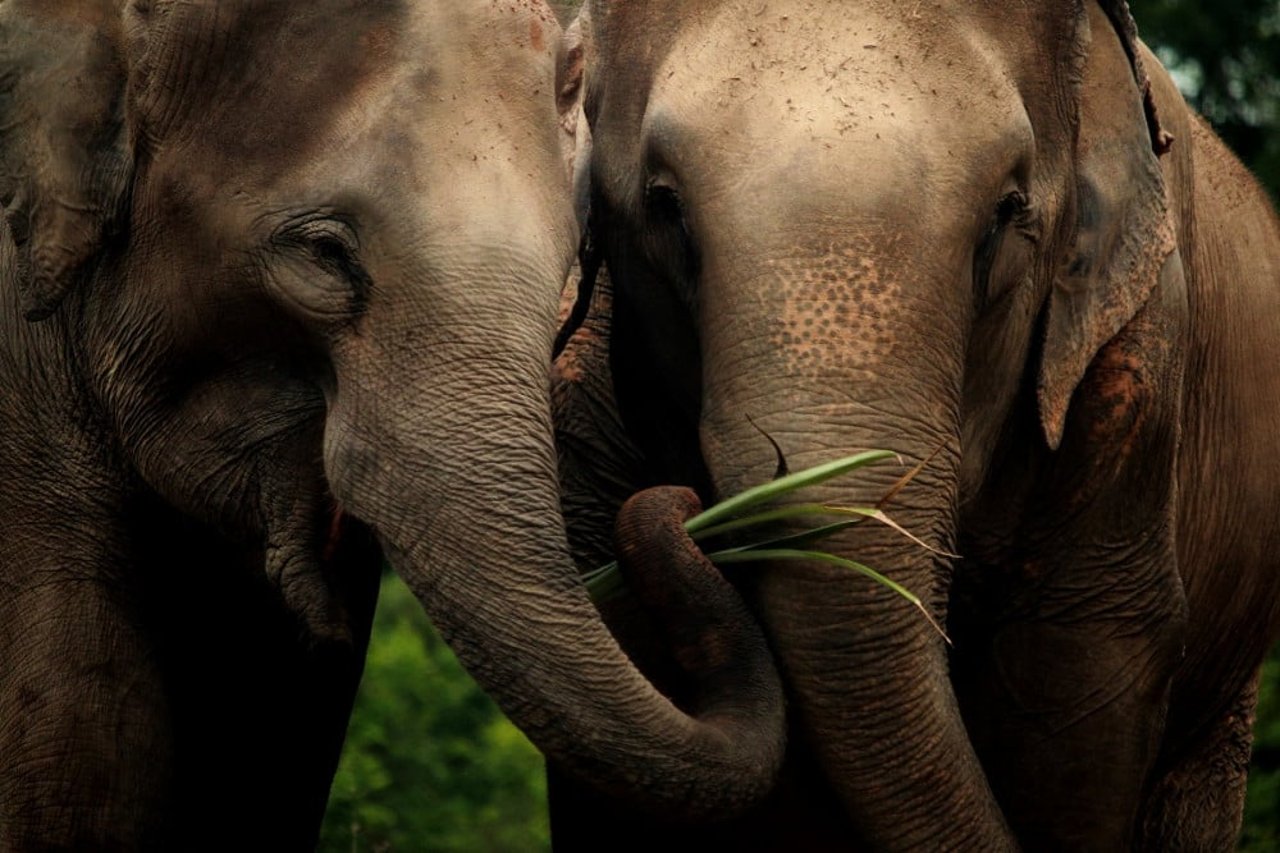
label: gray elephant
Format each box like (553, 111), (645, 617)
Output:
(552, 0), (1280, 849)
(0, 0), (786, 848)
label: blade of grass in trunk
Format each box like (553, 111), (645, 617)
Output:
(708, 520), (864, 555)
(707, 548), (952, 645)
(875, 441), (945, 511)
(585, 452), (894, 599)
(694, 504), (958, 558)
(682, 449), (899, 535)
(582, 449), (954, 628)
(584, 561), (622, 600)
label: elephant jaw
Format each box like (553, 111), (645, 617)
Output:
(262, 484), (360, 648)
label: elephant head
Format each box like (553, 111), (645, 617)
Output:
(580, 0), (1188, 846)
(0, 0), (784, 833)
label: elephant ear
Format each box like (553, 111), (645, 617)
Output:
(553, 8), (601, 358)
(557, 9), (593, 228)
(0, 0), (132, 322)
(1037, 0), (1178, 450)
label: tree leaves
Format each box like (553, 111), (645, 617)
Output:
(320, 574), (550, 852)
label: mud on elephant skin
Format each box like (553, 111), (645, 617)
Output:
(0, 0), (785, 848)
(552, 0), (1280, 849)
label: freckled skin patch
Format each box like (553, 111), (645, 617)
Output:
(763, 229), (906, 379)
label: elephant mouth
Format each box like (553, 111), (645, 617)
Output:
(263, 495), (379, 649)
(322, 503), (351, 563)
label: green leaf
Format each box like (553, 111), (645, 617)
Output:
(583, 561), (624, 601)
(706, 548), (951, 645)
(708, 520), (864, 554)
(682, 449), (899, 535)
(694, 503), (959, 559)
(690, 503), (868, 541)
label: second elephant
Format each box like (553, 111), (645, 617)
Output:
(553, 0), (1280, 849)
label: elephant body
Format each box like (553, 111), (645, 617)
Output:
(0, 0), (785, 847)
(552, 1), (1280, 849)
(1143, 105), (1280, 849)
(957, 72), (1280, 850)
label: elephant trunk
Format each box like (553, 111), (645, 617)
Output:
(705, 412), (1014, 848)
(324, 286), (784, 820)
(691, 235), (1017, 846)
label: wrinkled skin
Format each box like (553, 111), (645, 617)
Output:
(0, 0), (786, 848)
(552, 0), (1280, 849)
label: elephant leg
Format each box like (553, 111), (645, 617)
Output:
(955, 274), (1191, 848)
(1136, 670), (1259, 852)
(0, 553), (172, 849)
(952, 550), (1187, 850)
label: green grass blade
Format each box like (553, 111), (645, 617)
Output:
(706, 548), (951, 644)
(710, 520), (862, 555)
(683, 450), (899, 534)
(825, 507), (961, 559)
(584, 561), (625, 601)
(690, 503), (867, 541)
(694, 503), (958, 559)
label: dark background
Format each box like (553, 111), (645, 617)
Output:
(320, 2), (1280, 849)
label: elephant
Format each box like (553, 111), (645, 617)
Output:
(0, 0), (787, 848)
(551, 0), (1280, 849)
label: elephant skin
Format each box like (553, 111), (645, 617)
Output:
(552, 1), (1280, 849)
(0, 0), (786, 848)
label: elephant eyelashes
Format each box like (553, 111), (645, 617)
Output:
(296, 220), (370, 290)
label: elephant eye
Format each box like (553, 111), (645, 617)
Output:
(643, 177), (700, 287)
(269, 214), (373, 323)
(310, 233), (356, 274)
(289, 219), (366, 283)
(973, 191), (1030, 312)
(286, 218), (369, 285)
(994, 191), (1027, 227)
(645, 180), (686, 228)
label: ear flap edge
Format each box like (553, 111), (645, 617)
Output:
(0, 1), (133, 323)
(1036, 1), (1179, 450)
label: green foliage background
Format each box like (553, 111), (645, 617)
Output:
(1132, 0), (1280, 199)
(1244, 654), (1280, 850)
(321, 2), (1280, 850)
(320, 574), (549, 852)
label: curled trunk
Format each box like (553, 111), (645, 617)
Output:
(326, 334), (785, 821)
(705, 419), (1016, 850)
(684, 214), (1017, 844)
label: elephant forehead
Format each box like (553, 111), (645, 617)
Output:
(131, 0), (573, 287)
(154, 0), (559, 189)
(638, 4), (1034, 202)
